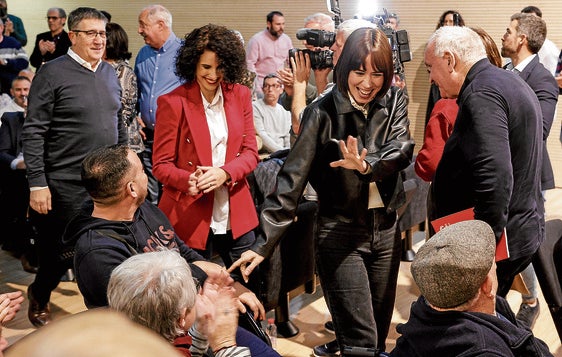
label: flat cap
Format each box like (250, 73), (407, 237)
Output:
(411, 220), (496, 308)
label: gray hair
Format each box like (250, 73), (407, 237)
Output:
(428, 26), (486, 67)
(304, 12), (335, 32)
(510, 12), (546, 54)
(141, 4), (172, 28)
(337, 19), (377, 42)
(107, 249), (198, 342)
(48, 7), (66, 19)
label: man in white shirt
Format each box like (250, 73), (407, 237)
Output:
(0, 75), (29, 121)
(253, 74), (290, 154)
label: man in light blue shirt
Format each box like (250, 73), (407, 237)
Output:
(135, 4), (182, 204)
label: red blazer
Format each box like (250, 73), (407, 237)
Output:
(153, 81), (259, 250)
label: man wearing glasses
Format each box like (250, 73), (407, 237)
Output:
(29, 7), (71, 70)
(252, 73), (291, 154)
(21, 7), (125, 328)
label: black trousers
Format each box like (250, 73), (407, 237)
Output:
(30, 178), (88, 305)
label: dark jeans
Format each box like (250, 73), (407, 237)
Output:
(315, 210), (401, 353)
(195, 229), (256, 268)
(139, 131), (161, 205)
(496, 253), (535, 298)
(237, 326), (280, 357)
(30, 179), (88, 305)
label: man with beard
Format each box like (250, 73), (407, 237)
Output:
(500, 12), (559, 328)
(246, 11), (292, 98)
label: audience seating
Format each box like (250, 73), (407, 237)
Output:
(247, 155), (317, 337)
(397, 159), (430, 261)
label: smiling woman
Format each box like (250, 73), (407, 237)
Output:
(229, 26), (414, 355)
(152, 24), (260, 280)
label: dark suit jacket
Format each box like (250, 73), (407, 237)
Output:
(152, 82), (259, 250)
(0, 111), (24, 167)
(517, 55), (559, 190)
(29, 30), (71, 70)
(0, 111), (28, 209)
(431, 59), (543, 261)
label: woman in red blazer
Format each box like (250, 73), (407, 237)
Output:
(153, 24), (259, 267)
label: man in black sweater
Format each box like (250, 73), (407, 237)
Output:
(29, 7), (71, 70)
(21, 7), (125, 328)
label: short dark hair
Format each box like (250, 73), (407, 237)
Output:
(262, 73), (279, 87)
(68, 7), (107, 31)
(521, 6), (542, 17)
(11, 75), (30, 87)
(81, 145), (131, 205)
(267, 11), (283, 23)
(105, 22), (132, 61)
(335, 27), (393, 101)
(176, 23), (246, 86)
(511, 12), (546, 54)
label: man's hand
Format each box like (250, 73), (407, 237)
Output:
(29, 187), (52, 214)
(0, 291), (24, 324)
(228, 250), (264, 283)
(38, 39), (56, 55)
(232, 281), (265, 320)
(277, 67), (294, 96)
(329, 135), (368, 172)
(136, 116), (147, 141)
(3, 18), (13, 36)
(556, 75), (562, 89)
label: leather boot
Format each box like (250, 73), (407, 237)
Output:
(27, 285), (51, 327)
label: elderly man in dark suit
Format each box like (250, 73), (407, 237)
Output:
(424, 26), (544, 298)
(500, 12), (559, 328)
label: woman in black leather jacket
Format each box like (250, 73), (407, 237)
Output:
(230, 27), (414, 354)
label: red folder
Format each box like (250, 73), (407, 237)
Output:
(430, 207), (509, 262)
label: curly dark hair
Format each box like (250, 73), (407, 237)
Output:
(176, 24), (246, 86)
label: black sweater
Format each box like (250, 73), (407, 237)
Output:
(64, 201), (207, 309)
(22, 54), (125, 187)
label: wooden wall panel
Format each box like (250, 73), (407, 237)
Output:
(12, 0), (562, 187)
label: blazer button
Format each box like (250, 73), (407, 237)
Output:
(186, 138), (191, 143)
(188, 161), (193, 166)
(236, 152), (241, 157)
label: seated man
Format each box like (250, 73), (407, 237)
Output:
(108, 249), (250, 356)
(391, 220), (552, 356)
(252, 73), (290, 154)
(63, 145), (264, 321)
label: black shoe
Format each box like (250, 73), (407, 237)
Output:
(313, 339), (339, 357)
(27, 285), (51, 328)
(324, 320), (334, 332)
(516, 300), (540, 329)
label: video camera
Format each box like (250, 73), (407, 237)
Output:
(288, 28), (335, 70)
(359, 8), (411, 75)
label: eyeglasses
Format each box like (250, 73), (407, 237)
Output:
(46, 16), (60, 20)
(263, 84), (281, 90)
(72, 30), (107, 39)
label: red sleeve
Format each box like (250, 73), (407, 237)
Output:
(414, 99), (458, 182)
(153, 93), (193, 193)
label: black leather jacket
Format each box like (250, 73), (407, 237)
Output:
(254, 86), (414, 258)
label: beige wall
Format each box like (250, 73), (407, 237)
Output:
(12, 0), (562, 187)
